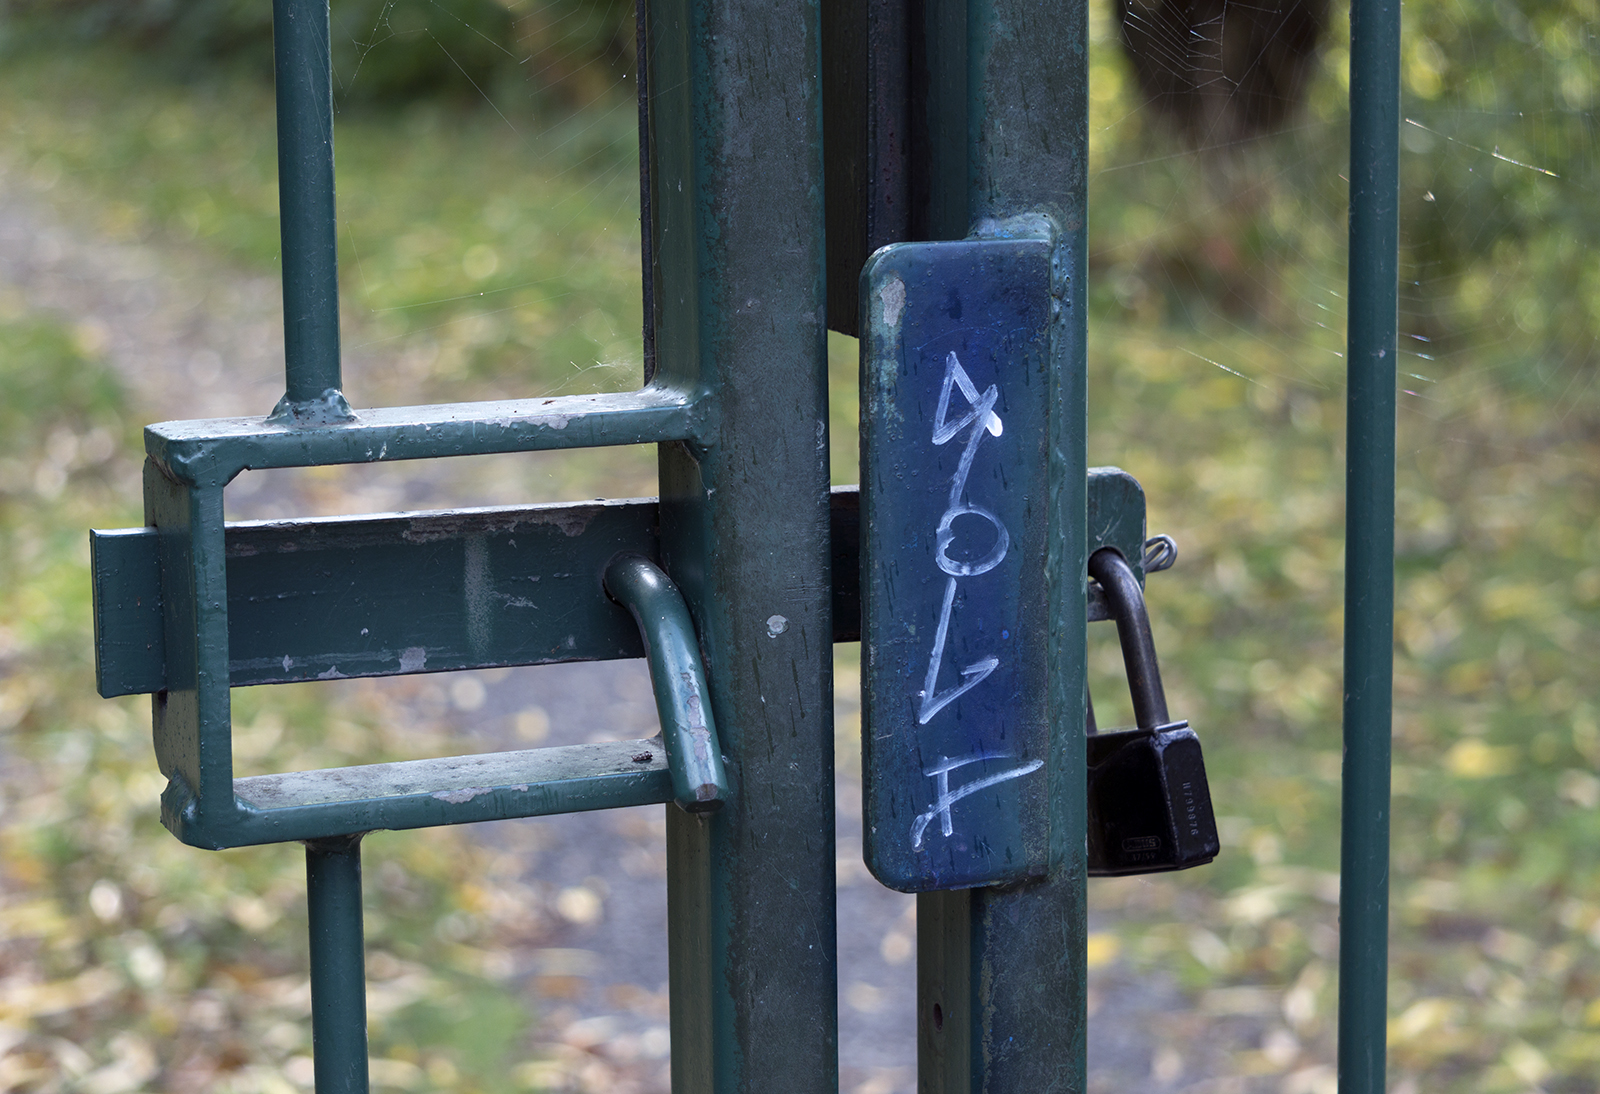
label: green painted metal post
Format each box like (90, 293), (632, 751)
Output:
(271, 0), (351, 421)
(915, 0), (1090, 1089)
(1339, 0), (1400, 1089)
(923, 0), (971, 242)
(306, 836), (370, 1094)
(641, 0), (839, 1089)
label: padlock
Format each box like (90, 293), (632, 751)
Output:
(1085, 547), (1219, 876)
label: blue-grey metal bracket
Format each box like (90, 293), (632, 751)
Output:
(92, 496), (669, 698)
(860, 228), (1077, 892)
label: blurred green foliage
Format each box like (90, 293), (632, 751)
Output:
(1095, 0), (1600, 414)
(1078, 0), (1600, 1087)
(0, 40), (644, 408)
(5, 0), (635, 106)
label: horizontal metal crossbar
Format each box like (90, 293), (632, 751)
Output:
(161, 738), (678, 849)
(92, 473), (1147, 699)
(144, 386), (706, 486)
(93, 490), (860, 697)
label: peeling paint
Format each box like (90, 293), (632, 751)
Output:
(399, 646), (427, 673)
(399, 504), (599, 544)
(880, 275), (906, 327)
(464, 535), (492, 656)
(432, 786), (494, 804)
(543, 509), (596, 537)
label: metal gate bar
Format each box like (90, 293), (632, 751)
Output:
(1340, 0), (1400, 1089)
(639, 0), (840, 1087)
(306, 836), (368, 1094)
(270, 0), (347, 422)
(912, 0), (1090, 1088)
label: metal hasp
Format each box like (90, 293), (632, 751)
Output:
(604, 556), (728, 812)
(1340, 0), (1401, 1088)
(1084, 548), (1219, 876)
(91, 482), (1143, 695)
(92, 472), (1149, 849)
(861, 234), (1058, 892)
(852, 0), (1090, 1086)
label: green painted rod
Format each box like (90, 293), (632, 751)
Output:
(306, 835), (369, 1094)
(1340, 0), (1400, 1089)
(604, 555), (729, 812)
(271, 0), (349, 420)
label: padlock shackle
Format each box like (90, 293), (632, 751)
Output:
(1087, 547), (1170, 729)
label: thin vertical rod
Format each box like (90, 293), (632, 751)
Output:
(1339, 0), (1400, 1088)
(306, 836), (369, 1094)
(272, 0), (346, 413)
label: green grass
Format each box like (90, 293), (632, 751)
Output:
(1, 16), (1599, 1093)
(0, 42), (645, 407)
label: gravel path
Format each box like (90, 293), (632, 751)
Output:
(0, 157), (1280, 1094)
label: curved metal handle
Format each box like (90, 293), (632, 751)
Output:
(604, 555), (729, 813)
(1087, 547), (1171, 730)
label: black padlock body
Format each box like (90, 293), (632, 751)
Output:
(1086, 721), (1219, 876)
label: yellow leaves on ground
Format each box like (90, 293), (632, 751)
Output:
(1085, 932), (1121, 969)
(0, 967), (121, 1024)
(1444, 738), (1520, 779)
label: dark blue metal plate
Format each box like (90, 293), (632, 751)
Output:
(861, 237), (1057, 892)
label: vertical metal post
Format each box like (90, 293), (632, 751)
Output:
(921, 0), (970, 242)
(1339, 0), (1400, 1089)
(271, 0), (351, 421)
(306, 836), (370, 1094)
(642, 0), (839, 1089)
(916, 0), (1090, 1088)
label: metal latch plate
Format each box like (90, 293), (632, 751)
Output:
(860, 236), (1060, 892)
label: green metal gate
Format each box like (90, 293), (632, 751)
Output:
(88, 0), (1401, 1089)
